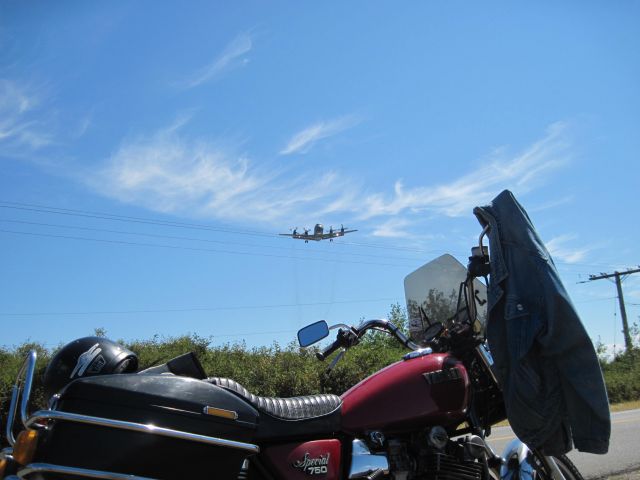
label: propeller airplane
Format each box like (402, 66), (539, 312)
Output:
(279, 224), (357, 243)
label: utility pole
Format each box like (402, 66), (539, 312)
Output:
(584, 267), (640, 352)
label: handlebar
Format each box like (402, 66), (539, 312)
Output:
(316, 319), (422, 362)
(355, 319), (422, 351)
(316, 327), (359, 361)
(316, 339), (343, 361)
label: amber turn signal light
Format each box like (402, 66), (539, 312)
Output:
(13, 429), (39, 465)
(203, 406), (238, 420)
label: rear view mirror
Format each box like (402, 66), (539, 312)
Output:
(298, 320), (329, 347)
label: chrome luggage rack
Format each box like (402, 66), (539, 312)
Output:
(3, 351), (260, 479)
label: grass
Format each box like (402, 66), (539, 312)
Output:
(609, 399), (640, 412)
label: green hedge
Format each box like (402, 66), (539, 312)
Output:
(1, 310), (638, 448)
(0, 305), (409, 444)
(599, 348), (640, 403)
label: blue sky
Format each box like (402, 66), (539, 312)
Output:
(1, 2), (639, 356)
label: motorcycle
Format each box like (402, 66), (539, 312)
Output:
(0, 233), (584, 480)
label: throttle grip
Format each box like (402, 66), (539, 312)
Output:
(316, 340), (341, 361)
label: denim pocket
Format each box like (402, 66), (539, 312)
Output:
(505, 297), (542, 360)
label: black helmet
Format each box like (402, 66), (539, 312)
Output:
(43, 336), (138, 399)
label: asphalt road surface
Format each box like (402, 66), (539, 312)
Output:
(487, 409), (640, 478)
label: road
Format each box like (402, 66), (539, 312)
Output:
(487, 409), (640, 478)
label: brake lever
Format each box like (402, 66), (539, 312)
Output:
(325, 349), (346, 374)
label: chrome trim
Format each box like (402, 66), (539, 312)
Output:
(500, 439), (567, 480)
(26, 409), (260, 454)
(348, 439), (389, 479)
(479, 224), (490, 251)
(0, 447), (13, 460)
(20, 352), (37, 428)
(356, 319), (421, 351)
(6, 381), (20, 446)
(328, 323), (351, 331)
(403, 347), (433, 360)
(539, 455), (567, 480)
(18, 462), (157, 479)
(6, 351), (38, 446)
(476, 343), (499, 385)
(500, 439), (534, 480)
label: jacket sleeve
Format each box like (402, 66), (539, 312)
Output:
(535, 258), (611, 454)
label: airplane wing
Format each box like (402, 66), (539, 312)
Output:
(321, 229), (357, 239)
(280, 232), (320, 241)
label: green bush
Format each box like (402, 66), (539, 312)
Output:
(1, 306), (638, 448)
(600, 348), (640, 403)
(0, 305), (410, 446)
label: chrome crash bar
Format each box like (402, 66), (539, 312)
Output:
(24, 410), (260, 453)
(5, 350), (38, 446)
(1, 447), (13, 462)
(4, 351), (260, 480)
(16, 463), (157, 480)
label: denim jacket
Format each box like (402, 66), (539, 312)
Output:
(474, 190), (610, 455)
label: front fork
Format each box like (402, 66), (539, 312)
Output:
(499, 439), (566, 480)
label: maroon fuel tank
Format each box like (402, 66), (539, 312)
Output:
(341, 353), (469, 434)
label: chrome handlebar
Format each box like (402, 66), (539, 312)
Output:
(354, 318), (422, 351)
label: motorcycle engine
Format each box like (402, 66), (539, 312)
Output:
(353, 427), (486, 480)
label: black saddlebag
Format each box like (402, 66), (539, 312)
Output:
(36, 374), (259, 479)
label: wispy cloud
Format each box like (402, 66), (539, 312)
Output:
(91, 130), (265, 216)
(280, 115), (361, 155)
(546, 234), (592, 264)
(371, 218), (413, 238)
(179, 33), (252, 89)
(88, 121), (571, 232)
(73, 112), (93, 139)
(528, 195), (574, 213)
(359, 122), (570, 219)
(0, 79), (53, 150)
(88, 120), (355, 224)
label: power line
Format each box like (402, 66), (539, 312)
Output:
(573, 296), (617, 304)
(1, 201), (437, 254)
(0, 200), (630, 270)
(0, 297), (400, 317)
(0, 201), (449, 256)
(0, 218), (425, 263)
(0, 202), (274, 238)
(0, 228), (417, 268)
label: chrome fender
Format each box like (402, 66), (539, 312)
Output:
(500, 438), (534, 480)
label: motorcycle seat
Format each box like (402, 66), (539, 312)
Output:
(206, 377), (341, 440)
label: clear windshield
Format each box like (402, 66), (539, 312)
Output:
(404, 254), (487, 346)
